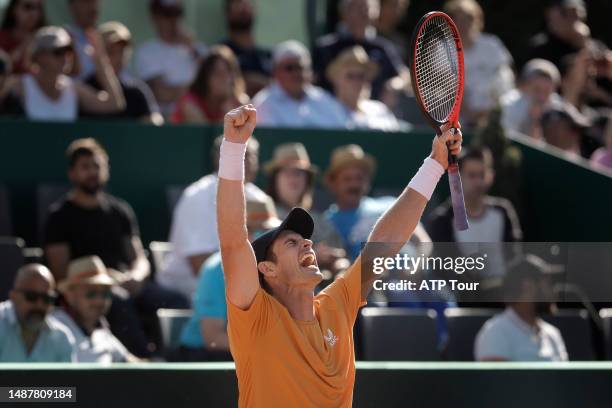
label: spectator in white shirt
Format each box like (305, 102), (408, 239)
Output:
(444, 0), (515, 128)
(252, 40), (347, 128)
(2, 26), (125, 121)
(327, 45), (400, 131)
(157, 136), (268, 301)
(475, 254), (568, 361)
(66, 0), (100, 80)
(502, 59), (564, 140)
(134, 0), (206, 117)
(54, 256), (138, 363)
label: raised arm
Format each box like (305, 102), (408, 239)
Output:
(361, 124), (462, 299)
(217, 105), (260, 310)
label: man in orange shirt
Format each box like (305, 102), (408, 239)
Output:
(217, 104), (462, 407)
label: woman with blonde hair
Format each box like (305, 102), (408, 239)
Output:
(172, 45), (248, 124)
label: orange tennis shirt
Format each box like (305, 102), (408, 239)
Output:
(226, 258), (366, 408)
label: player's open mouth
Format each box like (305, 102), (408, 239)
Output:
(299, 252), (317, 267)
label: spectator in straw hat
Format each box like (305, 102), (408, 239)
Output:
(327, 45), (400, 131)
(54, 256), (138, 363)
(177, 195), (281, 361)
(83, 21), (163, 125)
(324, 144), (430, 261)
(264, 143), (348, 283)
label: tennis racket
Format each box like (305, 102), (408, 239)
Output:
(410, 11), (469, 231)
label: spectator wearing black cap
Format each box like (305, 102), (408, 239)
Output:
(2, 26), (125, 121)
(66, 0), (102, 80)
(475, 254), (568, 361)
(501, 58), (564, 140)
(0, 0), (47, 74)
(134, 0), (207, 117)
(83, 21), (163, 125)
(220, 0), (272, 98)
(312, 0), (407, 100)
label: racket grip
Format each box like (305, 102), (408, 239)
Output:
(447, 163), (469, 231)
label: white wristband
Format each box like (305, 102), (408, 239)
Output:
(408, 157), (445, 201)
(218, 139), (247, 181)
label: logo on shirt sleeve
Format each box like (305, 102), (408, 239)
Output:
(324, 328), (338, 347)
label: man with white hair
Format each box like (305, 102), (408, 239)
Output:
(252, 40), (347, 128)
(0, 264), (74, 362)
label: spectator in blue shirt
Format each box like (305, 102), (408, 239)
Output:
(0, 264), (74, 362)
(177, 195), (281, 361)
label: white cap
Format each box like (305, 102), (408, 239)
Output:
(272, 40), (311, 67)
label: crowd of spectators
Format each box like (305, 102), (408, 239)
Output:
(0, 0), (610, 364)
(0, 0), (609, 169)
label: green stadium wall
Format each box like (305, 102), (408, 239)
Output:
(0, 119), (611, 246)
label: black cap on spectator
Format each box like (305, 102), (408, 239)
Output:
(251, 207), (314, 264)
(150, 0), (184, 16)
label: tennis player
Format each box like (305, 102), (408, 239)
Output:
(217, 104), (462, 407)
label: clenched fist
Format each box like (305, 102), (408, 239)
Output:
(224, 104), (257, 144)
(430, 122), (463, 170)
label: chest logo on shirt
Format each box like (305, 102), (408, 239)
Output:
(324, 329), (338, 347)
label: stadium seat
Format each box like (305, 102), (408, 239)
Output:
(149, 241), (173, 275)
(157, 308), (193, 351)
(165, 185), (185, 218)
(444, 308), (497, 361)
(360, 307), (440, 361)
(0, 185), (12, 236)
(0, 237), (25, 301)
(36, 184), (70, 242)
(544, 309), (595, 361)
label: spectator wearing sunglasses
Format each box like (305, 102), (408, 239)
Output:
(0, 264), (75, 362)
(0, 0), (47, 74)
(252, 40), (347, 128)
(2, 26), (125, 121)
(327, 45), (400, 131)
(66, 0), (101, 80)
(53, 256), (138, 363)
(134, 0), (207, 117)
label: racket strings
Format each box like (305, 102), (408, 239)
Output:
(414, 16), (459, 122)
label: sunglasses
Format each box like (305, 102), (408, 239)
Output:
(84, 289), (113, 300)
(281, 63), (304, 73)
(17, 289), (57, 305)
